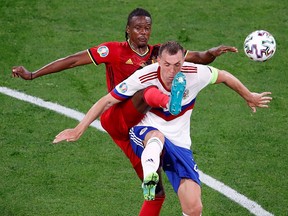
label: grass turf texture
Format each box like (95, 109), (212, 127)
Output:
(1, 0), (288, 215)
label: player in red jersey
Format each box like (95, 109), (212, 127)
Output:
(12, 8), (238, 216)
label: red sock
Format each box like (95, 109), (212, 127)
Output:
(143, 86), (169, 108)
(139, 196), (165, 216)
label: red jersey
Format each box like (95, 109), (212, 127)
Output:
(88, 41), (160, 92)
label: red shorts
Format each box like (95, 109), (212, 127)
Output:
(100, 99), (145, 180)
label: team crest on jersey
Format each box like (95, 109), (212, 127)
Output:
(118, 82), (128, 93)
(97, 46), (109, 57)
(183, 89), (189, 99)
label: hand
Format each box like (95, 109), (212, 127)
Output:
(247, 92), (272, 113)
(53, 128), (82, 144)
(12, 66), (33, 80)
(208, 45), (238, 57)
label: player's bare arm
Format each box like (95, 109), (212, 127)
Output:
(12, 50), (92, 80)
(216, 69), (272, 112)
(185, 45), (238, 64)
(53, 93), (120, 144)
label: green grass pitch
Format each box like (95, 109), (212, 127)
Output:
(1, 0), (287, 215)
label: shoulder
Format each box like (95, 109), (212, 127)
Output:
(89, 41), (126, 50)
(149, 44), (161, 53)
(149, 43), (161, 48)
(181, 62), (199, 73)
(182, 62), (213, 72)
(183, 62), (215, 87)
(182, 62), (212, 80)
(89, 41), (127, 58)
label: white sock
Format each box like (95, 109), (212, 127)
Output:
(141, 137), (163, 179)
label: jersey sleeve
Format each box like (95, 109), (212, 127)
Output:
(207, 66), (219, 84)
(87, 42), (117, 65)
(196, 64), (219, 91)
(111, 68), (145, 101)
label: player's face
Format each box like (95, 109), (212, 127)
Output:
(158, 50), (184, 90)
(126, 16), (152, 48)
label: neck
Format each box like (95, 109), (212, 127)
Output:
(128, 39), (149, 56)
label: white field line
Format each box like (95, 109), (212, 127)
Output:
(0, 86), (274, 216)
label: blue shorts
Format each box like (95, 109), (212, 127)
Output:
(129, 126), (201, 193)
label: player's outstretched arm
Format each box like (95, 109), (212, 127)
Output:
(53, 93), (120, 144)
(185, 45), (238, 65)
(12, 50), (92, 80)
(215, 70), (272, 112)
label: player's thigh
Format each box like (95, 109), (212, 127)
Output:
(177, 178), (202, 214)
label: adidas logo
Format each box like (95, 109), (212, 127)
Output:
(125, 59), (133, 64)
(146, 158), (154, 163)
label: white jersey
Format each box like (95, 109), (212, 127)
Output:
(112, 62), (218, 149)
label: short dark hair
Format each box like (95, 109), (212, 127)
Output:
(125, 8), (152, 40)
(158, 41), (184, 57)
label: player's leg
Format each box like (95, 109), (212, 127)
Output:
(139, 166), (165, 216)
(131, 89), (151, 114)
(101, 100), (165, 215)
(108, 138), (165, 216)
(100, 98), (145, 140)
(129, 127), (165, 216)
(130, 127), (165, 199)
(178, 179), (202, 216)
(141, 130), (164, 178)
(143, 86), (169, 108)
(162, 138), (202, 215)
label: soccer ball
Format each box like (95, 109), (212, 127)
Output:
(243, 30), (276, 62)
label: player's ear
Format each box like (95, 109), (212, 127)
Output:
(157, 56), (161, 64)
(126, 25), (130, 34)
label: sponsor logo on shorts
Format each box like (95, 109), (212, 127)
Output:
(97, 46), (109, 57)
(118, 82), (128, 93)
(139, 127), (148, 135)
(194, 164), (199, 173)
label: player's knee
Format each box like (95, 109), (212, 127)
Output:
(145, 130), (165, 144)
(182, 200), (202, 216)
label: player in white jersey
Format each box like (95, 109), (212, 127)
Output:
(53, 41), (272, 216)
(113, 61), (215, 149)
